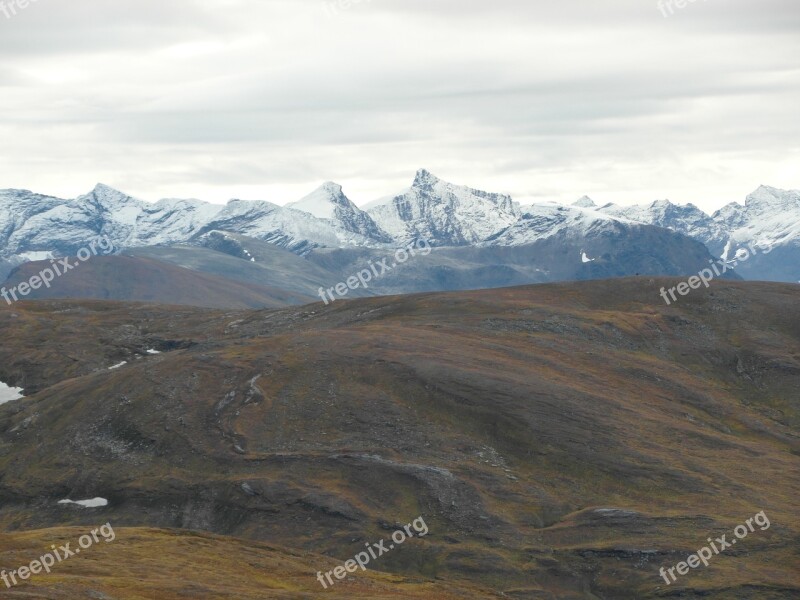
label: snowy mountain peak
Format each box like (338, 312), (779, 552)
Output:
(284, 183), (392, 244)
(85, 183), (140, 205)
(647, 199), (697, 217)
(413, 168), (440, 187)
(746, 185), (800, 208)
(320, 181), (343, 193)
(288, 182), (352, 220)
(708, 186), (800, 235)
(367, 171), (520, 246)
(72, 184), (145, 244)
(573, 196), (596, 208)
(93, 182), (121, 195)
(752, 184), (782, 197)
(709, 185), (800, 264)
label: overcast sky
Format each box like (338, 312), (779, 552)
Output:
(0, 0), (798, 212)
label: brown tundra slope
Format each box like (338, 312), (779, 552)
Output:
(0, 278), (798, 599)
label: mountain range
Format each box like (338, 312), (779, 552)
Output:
(0, 171), (797, 307)
(1, 173), (798, 598)
(596, 184), (800, 282)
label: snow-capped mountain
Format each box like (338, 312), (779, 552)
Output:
(0, 183), (393, 262)
(286, 182), (392, 244)
(713, 185), (800, 250)
(0, 185), (223, 258)
(597, 186), (800, 257)
(366, 169), (521, 246)
(482, 201), (630, 247)
(194, 198), (360, 255)
(710, 185), (800, 281)
(572, 196), (597, 209)
(0, 188), (94, 258)
(595, 185), (800, 281)
(598, 199), (729, 256)
(1, 173), (798, 284)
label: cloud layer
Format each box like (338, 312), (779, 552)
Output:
(1, 0), (798, 211)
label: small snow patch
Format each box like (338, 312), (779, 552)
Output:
(108, 361), (127, 370)
(581, 251), (596, 263)
(146, 349), (161, 355)
(0, 381), (24, 406)
(18, 251), (55, 262)
(593, 508), (639, 518)
(58, 497), (108, 508)
(721, 239), (733, 261)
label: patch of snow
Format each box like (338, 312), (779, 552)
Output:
(146, 349), (161, 355)
(721, 239), (732, 260)
(58, 497), (108, 508)
(108, 361), (127, 370)
(17, 250), (54, 262)
(0, 381), (24, 405)
(581, 251), (596, 263)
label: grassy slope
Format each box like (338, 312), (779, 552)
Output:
(0, 278), (798, 598)
(0, 527), (489, 599)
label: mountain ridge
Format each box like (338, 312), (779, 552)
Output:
(1, 172), (798, 283)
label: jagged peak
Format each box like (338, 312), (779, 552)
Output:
(572, 196), (596, 208)
(287, 182), (359, 220)
(754, 184), (779, 194)
(89, 183), (131, 198)
(410, 169), (515, 206)
(319, 181), (343, 194)
(746, 184), (798, 206)
(77, 183), (143, 212)
(225, 198), (280, 211)
(649, 199), (674, 209)
(413, 168), (441, 187)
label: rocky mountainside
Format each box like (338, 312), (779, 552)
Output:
(287, 182), (393, 244)
(304, 222), (736, 299)
(598, 198), (730, 254)
(1, 174), (797, 290)
(599, 185), (800, 281)
(0, 279), (798, 599)
(365, 168), (521, 245)
(0, 183), (390, 262)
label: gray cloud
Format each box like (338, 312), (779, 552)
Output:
(0, 0), (797, 210)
